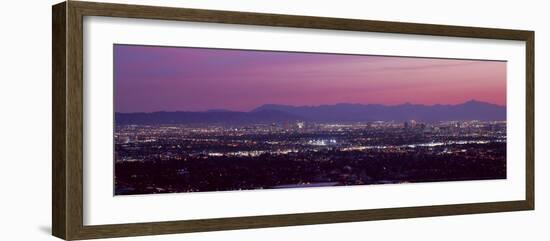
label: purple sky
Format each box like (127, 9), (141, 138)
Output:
(114, 45), (506, 113)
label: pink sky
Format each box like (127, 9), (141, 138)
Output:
(115, 45), (506, 113)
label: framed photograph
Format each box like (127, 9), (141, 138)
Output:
(52, 1), (534, 240)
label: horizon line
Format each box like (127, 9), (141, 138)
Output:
(115, 99), (506, 114)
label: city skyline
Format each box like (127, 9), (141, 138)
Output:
(114, 45), (507, 113)
(115, 120), (507, 195)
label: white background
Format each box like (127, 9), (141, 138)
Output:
(0, 0), (547, 240)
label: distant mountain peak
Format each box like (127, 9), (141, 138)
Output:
(251, 104), (292, 112)
(463, 99), (485, 104)
(116, 100), (506, 125)
(461, 99), (505, 107)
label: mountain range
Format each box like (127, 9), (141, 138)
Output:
(115, 100), (506, 125)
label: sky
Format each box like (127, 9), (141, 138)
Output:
(114, 44), (506, 113)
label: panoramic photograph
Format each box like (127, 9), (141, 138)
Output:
(113, 44), (507, 195)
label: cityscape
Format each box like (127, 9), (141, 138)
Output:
(114, 118), (506, 195)
(114, 44), (506, 195)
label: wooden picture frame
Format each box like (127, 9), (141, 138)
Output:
(52, 1), (534, 240)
